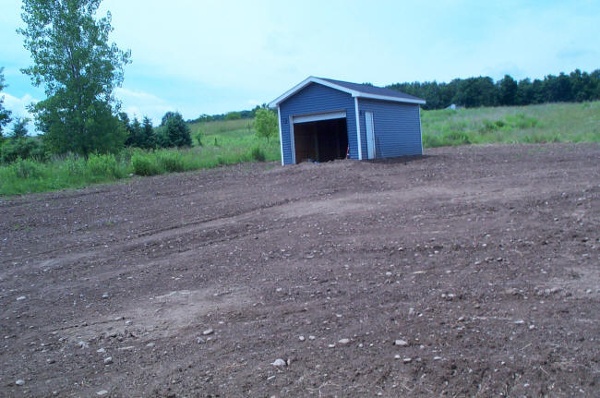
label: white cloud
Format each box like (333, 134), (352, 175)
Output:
(3, 92), (36, 118)
(114, 87), (172, 125)
(2, 0), (599, 120)
(2, 92), (38, 134)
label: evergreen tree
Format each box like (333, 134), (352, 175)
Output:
(10, 117), (30, 139)
(140, 116), (156, 149)
(158, 112), (191, 148)
(498, 75), (518, 106)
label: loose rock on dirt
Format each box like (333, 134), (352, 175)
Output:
(1, 144), (599, 396)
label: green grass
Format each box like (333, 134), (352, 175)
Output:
(1, 101), (599, 196)
(422, 101), (600, 147)
(0, 153), (130, 195)
(0, 120), (279, 196)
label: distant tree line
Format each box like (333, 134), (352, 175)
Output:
(388, 69), (600, 110)
(188, 105), (266, 124)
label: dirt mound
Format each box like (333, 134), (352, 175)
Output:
(1, 144), (599, 397)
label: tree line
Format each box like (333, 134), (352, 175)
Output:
(387, 69), (600, 110)
(187, 104), (267, 124)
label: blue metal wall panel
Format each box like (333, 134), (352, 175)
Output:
(279, 83), (356, 165)
(357, 99), (423, 158)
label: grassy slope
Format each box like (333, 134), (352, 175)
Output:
(0, 119), (280, 196)
(422, 101), (600, 146)
(188, 117), (280, 165)
(1, 102), (598, 196)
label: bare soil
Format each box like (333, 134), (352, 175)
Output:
(1, 143), (599, 397)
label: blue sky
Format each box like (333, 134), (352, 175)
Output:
(1, 0), (599, 128)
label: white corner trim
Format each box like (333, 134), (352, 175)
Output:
(355, 97), (363, 160)
(418, 106), (424, 155)
(289, 116), (296, 164)
(268, 76), (316, 107)
(277, 106), (285, 165)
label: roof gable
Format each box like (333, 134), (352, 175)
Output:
(269, 76), (426, 107)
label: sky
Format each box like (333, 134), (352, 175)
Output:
(1, 0), (599, 129)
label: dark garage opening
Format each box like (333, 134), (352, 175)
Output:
(293, 118), (348, 163)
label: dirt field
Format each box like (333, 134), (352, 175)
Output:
(1, 143), (599, 397)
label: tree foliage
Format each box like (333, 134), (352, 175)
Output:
(388, 68), (600, 109)
(157, 112), (192, 148)
(1, 118), (46, 164)
(18, 0), (131, 156)
(498, 75), (518, 106)
(254, 108), (278, 142)
(0, 67), (12, 138)
(10, 117), (30, 139)
(120, 113), (156, 149)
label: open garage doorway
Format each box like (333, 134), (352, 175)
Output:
(293, 116), (348, 163)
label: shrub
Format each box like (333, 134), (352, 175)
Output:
(254, 108), (278, 142)
(523, 133), (561, 144)
(194, 131), (203, 146)
(87, 153), (123, 179)
(11, 158), (45, 179)
(158, 151), (185, 172)
(250, 146), (266, 162)
(0, 137), (46, 163)
(479, 119), (498, 134)
(60, 153), (86, 176)
(132, 151), (162, 176)
(507, 113), (538, 129)
(422, 134), (443, 148)
(442, 130), (471, 146)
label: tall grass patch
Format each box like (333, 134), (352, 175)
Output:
(131, 151), (162, 176)
(87, 153), (126, 180)
(421, 102), (599, 147)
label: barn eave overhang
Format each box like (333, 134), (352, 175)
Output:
(268, 76), (426, 108)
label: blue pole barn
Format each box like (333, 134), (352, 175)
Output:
(269, 77), (426, 165)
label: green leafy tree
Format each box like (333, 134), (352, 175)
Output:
(18, 0), (131, 156)
(0, 67), (12, 138)
(157, 111), (192, 148)
(1, 118), (47, 163)
(453, 77), (498, 108)
(254, 108), (278, 142)
(1, 136), (46, 163)
(225, 111), (241, 120)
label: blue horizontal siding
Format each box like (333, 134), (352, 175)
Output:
(358, 99), (423, 158)
(279, 83), (357, 164)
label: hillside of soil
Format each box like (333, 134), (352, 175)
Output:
(1, 143), (599, 397)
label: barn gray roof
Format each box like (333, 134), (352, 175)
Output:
(269, 76), (426, 107)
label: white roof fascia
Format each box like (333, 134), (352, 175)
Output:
(268, 76), (317, 108)
(309, 77), (360, 97)
(355, 93), (426, 105)
(268, 76), (426, 107)
(268, 76), (358, 107)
